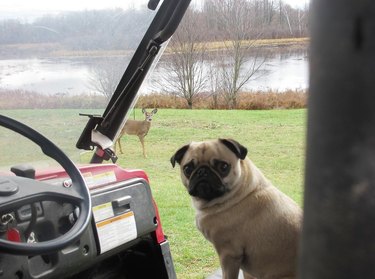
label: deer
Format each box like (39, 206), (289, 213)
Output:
(115, 108), (158, 158)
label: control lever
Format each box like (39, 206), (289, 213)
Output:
(69, 207), (80, 225)
(10, 164), (35, 179)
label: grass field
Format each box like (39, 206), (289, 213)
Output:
(1, 108), (306, 278)
(0, 37), (308, 58)
(164, 37), (309, 54)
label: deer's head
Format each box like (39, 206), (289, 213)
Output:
(142, 108), (158, 122)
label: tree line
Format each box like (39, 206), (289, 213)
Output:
(0, 8), (154, 50)
(0, 0), (308, 50)
(203, 0), (308, 40)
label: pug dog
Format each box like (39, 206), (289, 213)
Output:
(171, 138), (302, 279)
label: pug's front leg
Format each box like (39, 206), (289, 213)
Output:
(220, 254), (242, 279)
(243, 271), (257, 279)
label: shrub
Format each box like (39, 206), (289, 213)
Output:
(0, 89), (307, 110)
(0, 90), (107, 109)
(137, 90), (307, 110)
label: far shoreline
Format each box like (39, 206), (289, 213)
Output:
(0, 37), (309, 59)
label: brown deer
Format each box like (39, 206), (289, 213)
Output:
(115, 108), (158, 158)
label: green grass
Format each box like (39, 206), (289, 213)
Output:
(1, 108), (306, 278)
(0, 109), (102, 167)
(101, 108), (306, 278)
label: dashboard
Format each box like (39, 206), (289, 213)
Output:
(0, 164), (164, 279)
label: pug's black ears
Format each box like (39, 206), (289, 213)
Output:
(219, 138), (248, 160)
(170, 144), (190, 168)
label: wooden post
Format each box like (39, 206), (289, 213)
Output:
(299, 0), (375, 278)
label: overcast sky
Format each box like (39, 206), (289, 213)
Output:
(0, 0), (310, 20)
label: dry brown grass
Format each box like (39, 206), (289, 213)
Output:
(137, 89), (307, 110)
(204, 37), (309, 51)
(0, 90), (106, 109)
(1, 89), (307, 110)
(164, 37), (309, 54)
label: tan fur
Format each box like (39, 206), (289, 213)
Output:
(115, 108), (157, 158)
(176, 139), (302, 279)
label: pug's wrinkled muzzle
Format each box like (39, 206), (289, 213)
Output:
(188, 166), (227, 201)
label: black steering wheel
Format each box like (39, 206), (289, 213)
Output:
(0, 115), (91, 255)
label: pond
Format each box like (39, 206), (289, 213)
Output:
(0, 50), (309, 95)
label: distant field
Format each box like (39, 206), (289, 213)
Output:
(0, 37), (309, 59)
(1, 108), (306, 278)
(165, 37), (309, 53)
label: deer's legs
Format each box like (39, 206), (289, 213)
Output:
(117, 138), (124, 154)
(139, 136), (147, 158)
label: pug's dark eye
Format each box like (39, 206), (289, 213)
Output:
(214, 160), (231, 177)
(183, 162), (195, 178)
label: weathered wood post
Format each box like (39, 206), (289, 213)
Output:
(299, 0), (375, 278)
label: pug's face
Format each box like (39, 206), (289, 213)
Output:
(171, 139), (248, 201)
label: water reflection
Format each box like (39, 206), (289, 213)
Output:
(247, 51), (308, 91)
(0, 50), (308, 95)
(0, 58), (91, 95)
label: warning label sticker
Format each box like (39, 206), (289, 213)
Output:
(92, 202), (114, 222)
(95, 211), (137, 254)
(83, 171), (117, 188)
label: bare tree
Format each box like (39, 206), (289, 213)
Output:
(156, 7), (208, 109)
(280, 3), (293, 36)
(88, 57), (128, 99)
(208, 0), (266, 109)
(277, 1), (309, 37)
(203, 0), (309, 41)
(207, 55), (222, 109)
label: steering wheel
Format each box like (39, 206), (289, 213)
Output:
(0, 115), (91, 255)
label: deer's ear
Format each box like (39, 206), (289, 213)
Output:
(170, 144), (190, 168)
(152, 108), (158, 114)
(219, 138), (247, 160)
(142, 108), (146, 113)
